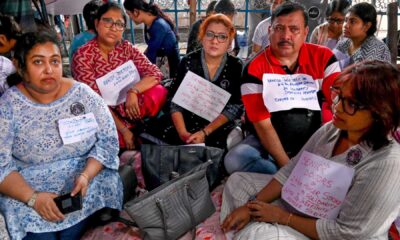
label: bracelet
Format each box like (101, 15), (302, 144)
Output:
(286, 213), (293, 226)
(127, 87), (140, 95)
(79, 172), (90, 183)
(201, 128), (208, 138)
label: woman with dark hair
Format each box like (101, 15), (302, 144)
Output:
(0, 13), (21, 57)
(0, 30), (122, 240)
(221, 60), (400, 239)
(69, 0), (103, 61)
(310, 0), (350, 49)
(186, 0), (217, 54)
(124, 0), (179, 80)
(166, 14), (243, 149)
(72, 2), (167, 150)
(0, 14), (22, 96)
(333, 2), (390, 69)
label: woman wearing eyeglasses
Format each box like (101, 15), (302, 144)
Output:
(123, 0), (180, 80)
(221, 60), (400, 239)
(310, 0), (350, 49)
(165, 14), (243, 148)
(72, 2), (167, 150)
(333, 2), (390, 69)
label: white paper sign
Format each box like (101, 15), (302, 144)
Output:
(262, 73), (320, 112)
(282, 151), (355, 219)
(58, 113), (99, 145)
(96, 60), (140, 106)
(172, 71), (231, 122)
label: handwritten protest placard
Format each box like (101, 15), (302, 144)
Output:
(282, 151), (354, 219)
(262, 73), (320, 112)
(58, 113), (99, 145)
(96, 60), (140, 106)
(172, 71), (231, 122)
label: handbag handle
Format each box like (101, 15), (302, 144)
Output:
(154, 183), (198, 240)
(183, 183), (197, 240)
(155, 198), (170, 239)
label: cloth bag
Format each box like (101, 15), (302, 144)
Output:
(140, 144), (224, 190)
(124, 160), (216, 240)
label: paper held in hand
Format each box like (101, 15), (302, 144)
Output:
(282, 151), (354, 219)
(96, 60), (140, 106)
(172, 71), (231, 122)
(262, 73), (321, 112)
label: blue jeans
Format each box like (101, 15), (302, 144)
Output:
(23, 217), (90, 240)
(224, 134), (278, 174)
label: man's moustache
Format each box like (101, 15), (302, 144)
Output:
(278, 41), (293, 46)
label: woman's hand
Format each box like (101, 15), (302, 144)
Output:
(125, 92), (141, 120)
(186, 130), (206, 144)
(247, 200), (287, 224)
(121, 128), (135, 150)
(34, 192), (64, 222)
(71, 174), (90, 197)
(178, 130), (191, 143)
(221, 206), (251, 232)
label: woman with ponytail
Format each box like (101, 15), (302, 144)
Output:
(124, 0), (180, 80)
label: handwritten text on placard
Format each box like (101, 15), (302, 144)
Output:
(282, 151), (354, 219)
(262, 73), (320, 112)
(172, 71), (231, 122)
(58, 113), (99, 145)
(96, 60), (140, 106)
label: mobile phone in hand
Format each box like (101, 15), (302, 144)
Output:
(54, 193), (82, 214)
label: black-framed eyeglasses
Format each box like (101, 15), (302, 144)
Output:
(205, 31), (229, 43)
(330, 86), (366, 116)
(326, 17), (345, 25)
(101, 17), (125, 31)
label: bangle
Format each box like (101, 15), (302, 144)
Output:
(127, 87), (140, 95)
(286, 213), (293, 226)
(201, 128), (208, 138)
(79, 172), (90, 183)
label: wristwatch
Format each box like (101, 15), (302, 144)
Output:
(27, 191), (38, 208)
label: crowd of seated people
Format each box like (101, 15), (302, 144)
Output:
(0, 0), (399, 239)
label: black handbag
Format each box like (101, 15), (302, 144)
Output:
(140, 144), (224, 190)
(91, 159), (138, 226)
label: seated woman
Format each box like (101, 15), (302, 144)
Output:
(167, 14), (243, 149)
(72, 2), (167, 150)
(0, 31), (122, 240)
(333, 2), (390, 69)
(310, 0), (350, 49)
(124, 0), (180, 80)
(220, 60), (400, 239)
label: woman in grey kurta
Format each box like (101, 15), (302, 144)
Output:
(0, 31), (122, 240)
(220, 60), (400, 239)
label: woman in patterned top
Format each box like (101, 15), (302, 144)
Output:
(72, 2), (167, 150)
(0, 31), (122, 240)
(310, 0), (350, 49)
(333, 2), (390, 69)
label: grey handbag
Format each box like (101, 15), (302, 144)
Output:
(124, 160), (216, 240)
